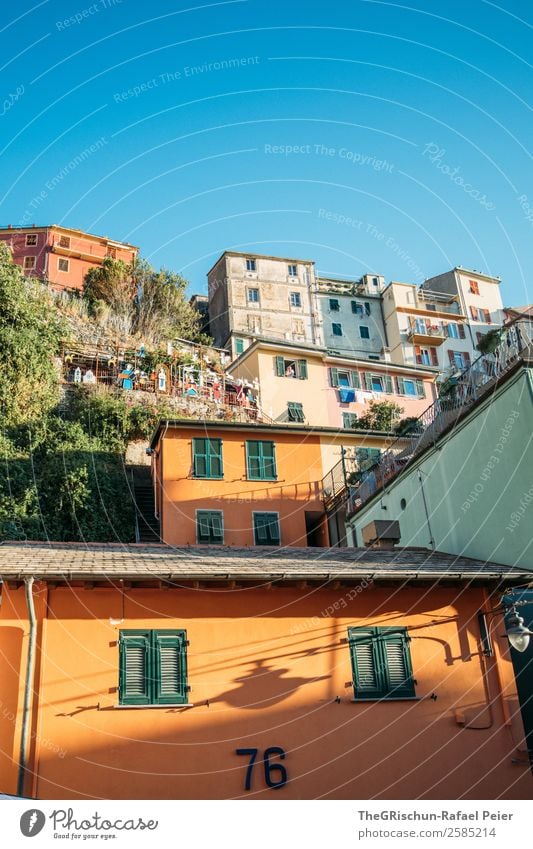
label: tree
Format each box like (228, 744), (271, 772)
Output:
(133, 259), (205, 344)
(83, 257), (136, 333)
(357, 400), (404, 432)
(82, 257), (208, 345)
(0, 243), (65, 426)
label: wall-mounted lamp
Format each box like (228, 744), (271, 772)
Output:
(478, 600), (533, 656)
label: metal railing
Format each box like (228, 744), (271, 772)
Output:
(321, 318), (533, 514)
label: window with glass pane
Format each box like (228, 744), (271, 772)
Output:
(246, 258), (256, 271)
(290, 291), (301, 307)
(248, 288), (259, 302)
(360, 326), (370, 339)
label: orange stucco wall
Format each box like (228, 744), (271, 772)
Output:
(157, 427), (330, 547)
(0, 582), (530, 800)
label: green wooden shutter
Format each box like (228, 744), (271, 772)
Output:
(379, 630), (415, 698)
(192, 438), (207, 477)
(348, 629), (383, 699)
(261, 441), (277, 478)
(275, 356), (285, 376)
(288, 402), (304, 422)
(246, 441), (261, 478)
(384, 375), (393, 394)
(415, 379), (425, 398)
(297, 359), (308, 380)
(208, 439), (223, 478)
(348, 627), (415, 700)
(349, 370), (360, 389)
(197, 511), (211, 542)
(210, 511), (223, 542)
(329, 367), (339, 387)
(119, 632), (151, 705)
(197, 511), (223, 543)
(363, 372), (372, 391)
(153, 631), (188, 705)
(364, 302), (371, 316)
(255, 514), (269, 542)
(267, 514), (280, 544)
(254, 513), (280, 545)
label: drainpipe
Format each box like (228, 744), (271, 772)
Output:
(17, 577), (37, 797)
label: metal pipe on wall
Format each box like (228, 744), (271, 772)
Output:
(17, 577), (37, 797)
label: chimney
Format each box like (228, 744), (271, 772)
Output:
(362, 519), (401, 550)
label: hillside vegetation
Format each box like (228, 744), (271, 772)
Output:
(0, 245), (195, 542)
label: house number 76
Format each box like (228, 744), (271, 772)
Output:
(236, 747), (288, 790)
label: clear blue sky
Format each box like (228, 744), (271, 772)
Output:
(1, 0), (532, 305)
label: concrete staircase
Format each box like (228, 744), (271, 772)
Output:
(130, 466), (161, 543)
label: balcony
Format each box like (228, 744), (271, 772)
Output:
(415, 290), (461, 315)
(407, 319), (447, 345)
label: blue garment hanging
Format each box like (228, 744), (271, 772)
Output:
(339, 388), (356, 403)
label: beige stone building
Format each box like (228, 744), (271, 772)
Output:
(208, 251), (319, 358)
(382, 281), (468, 372)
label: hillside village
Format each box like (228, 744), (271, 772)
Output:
(1, 222), (533, 800)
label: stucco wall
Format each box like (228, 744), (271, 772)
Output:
(348, 368), (533, 568)
(1, 582), (529, 800)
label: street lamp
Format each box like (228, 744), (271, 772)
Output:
(505, 607), (533, 653)
(478, 600), (533, 656)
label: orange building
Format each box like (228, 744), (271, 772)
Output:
(0, 541), (532, 800)
(0, 224), (138, 292)
(150, 420), (399, 548)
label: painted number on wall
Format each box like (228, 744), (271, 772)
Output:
(236, 747), (288, 790)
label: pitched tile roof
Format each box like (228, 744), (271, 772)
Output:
(0, 542), (530, 584)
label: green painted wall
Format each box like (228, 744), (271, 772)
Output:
(348, 367), (533, 569)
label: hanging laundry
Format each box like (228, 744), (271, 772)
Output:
(339, 388), (356, 403)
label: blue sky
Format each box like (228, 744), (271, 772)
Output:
(1, 0), (532, 304)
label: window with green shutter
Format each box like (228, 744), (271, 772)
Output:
(348, 626), (415, 700)
(253, 512), (281, 545)
(274, 356), (308, 379)
(287, 401), (305, 422)
(246, 440), (277, 480)
(196, 510), (224, 543)
(342, 412), (358, 429)
(297, 359), (308, 380)
(192, 438), (223, 478)
(119, 629), (189, 706)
